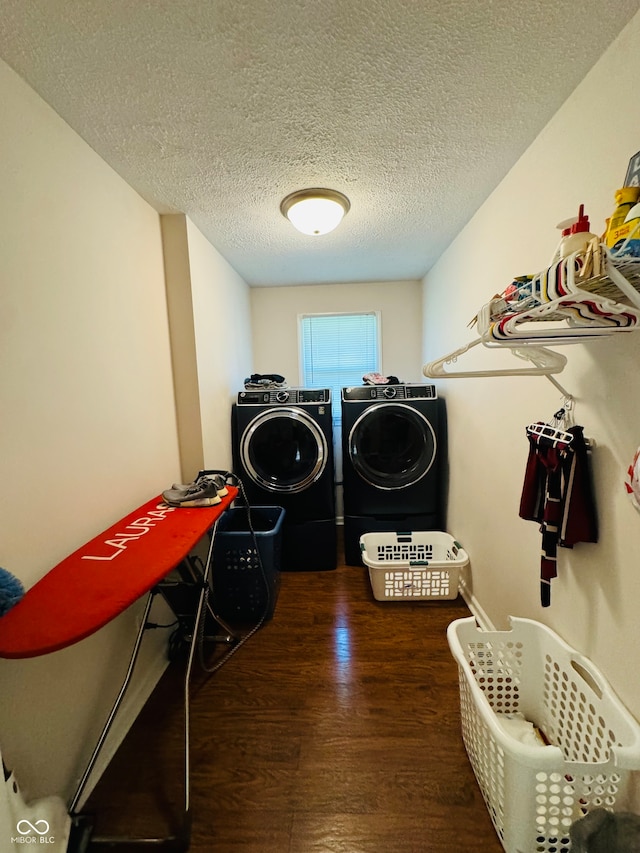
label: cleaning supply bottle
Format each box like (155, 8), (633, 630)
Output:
(619, 201), (640, 257)
(559, 205), (598, 259)
(552, 215), (578, 263)
(605, 187), (640, 253)
(605, 187), (640, 252)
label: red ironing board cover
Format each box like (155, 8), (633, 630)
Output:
(0, 489), (238, 659)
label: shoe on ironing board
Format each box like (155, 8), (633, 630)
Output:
(170, 472), (229, 497)
(162, 479), (222, 507)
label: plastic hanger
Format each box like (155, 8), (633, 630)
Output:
(423, 338), (575, 397)
(423, 338), (568, 379)
(423, 249), (640, 394)
(603, 252), (640, 309)
(526, 421), (574, 445)
(526, 403), (575, 447)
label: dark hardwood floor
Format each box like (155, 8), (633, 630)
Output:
(83, 534), (503, 852)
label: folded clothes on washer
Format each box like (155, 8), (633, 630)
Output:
(362, 373), (400, 385)
(244, 373), (288, 390)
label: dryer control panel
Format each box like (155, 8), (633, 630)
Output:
(238, 388), (331, 405)
(342, 384), (437, 401)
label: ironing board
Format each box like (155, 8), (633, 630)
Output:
(0, 487), (239, 851)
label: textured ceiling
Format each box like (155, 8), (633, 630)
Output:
(1, 0), (639, 286)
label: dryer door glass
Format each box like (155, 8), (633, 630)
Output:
(241, 408), (328, 493)
(349, 403), (436, 489)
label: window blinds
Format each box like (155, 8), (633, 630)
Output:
(300, 312), (380, 417)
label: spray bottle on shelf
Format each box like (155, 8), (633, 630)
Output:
(559, 205), (598, 259)
(551, 216), (578, 265)
(552, 214), (578, 263)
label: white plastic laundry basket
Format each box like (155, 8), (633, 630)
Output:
(448, 616), (640, 853)
(360, 531), (468, 601)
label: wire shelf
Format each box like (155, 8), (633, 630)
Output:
(577, 255), (640, 304)
(486, 250), (640, 328)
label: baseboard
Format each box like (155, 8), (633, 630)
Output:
(74, 647), (169, 810)
(458, 580), (495, 631)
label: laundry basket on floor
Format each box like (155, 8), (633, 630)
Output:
(360, 531), (468, 600)
(211, 506), (284, 623)
(448, 616), (640, 853)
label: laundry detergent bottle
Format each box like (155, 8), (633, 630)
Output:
(605, 186), (640, 254)
(620, 201), (640, 258)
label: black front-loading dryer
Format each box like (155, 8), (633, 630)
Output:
(341, 384), (446, 565)
(232, 388), (336, 571)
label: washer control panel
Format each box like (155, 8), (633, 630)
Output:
(237, 388), (331, 405)
(342, 384), (437, 401)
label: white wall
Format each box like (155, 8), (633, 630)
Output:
(250, 280), (423, 384)
(0, 58), (255, 809)
(422, 11), (640, 739)
(187, 218), (254, 471)
(161, 215), (254, 480)
(0, 59), (182, 803)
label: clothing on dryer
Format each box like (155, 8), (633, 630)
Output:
(362, 373), (400, 385)
(244, 374), (288, 390)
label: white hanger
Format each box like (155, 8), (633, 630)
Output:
(423, 338), (568, 379)
(526, 421), (574, 446)
(603, 252), (640, 309)
(423, 249), (640, 396)
(423, 339), (573, 397)
(526, 401), (575, 447)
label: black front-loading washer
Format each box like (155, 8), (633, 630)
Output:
(231, 388), (336, 571)
(341, 384), (446, 565)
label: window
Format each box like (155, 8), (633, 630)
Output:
(299, 311), (380, 425)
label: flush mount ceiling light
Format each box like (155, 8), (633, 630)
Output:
(280, 188), (350, 236)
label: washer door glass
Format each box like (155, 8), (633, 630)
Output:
(348, 403), (436, 489)
(241, 407), (328, 493)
